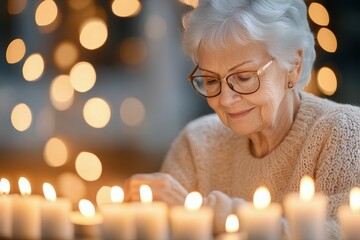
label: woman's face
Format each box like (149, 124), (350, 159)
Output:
(197, 41), (291, 136)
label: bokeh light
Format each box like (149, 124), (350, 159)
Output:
(317, 28), (337, 53)
(70, 61), (96, 93)
(120, 97), (146, 127)
(8, 0), (27, 14)
(145, 15), (167, 40)
(43, 137), (68, 167)
(317, 67), (337, 96)
(79, 18), (108, 50)
(119, 38), (148, 65)
(308, 2), (329, 26)
(50, 75), (75, 107)
(53, 41), (79, 70)
(57, 172), (86, 204)
(112, 0), (141, 17)
(35, 0), (58, 27)
(11, 103), (32, 132)
(96, 186), (112, 206)
(22, 53), (45, 82)
(6, 39), (26, 64)
(83, 98), (111, 128)
(75, 152), (103, 181)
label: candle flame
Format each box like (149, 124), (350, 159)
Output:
(0, 178), (10, 194)
(140, 184), (152, 203)
(300, 175), (314, 201)
(253, 186), (271, 209)
(43, 182), (57, 201)
(111, 186), (124, 203)
(350, 187), (360, 211)
(225, 214), (239, 233)
(184, 191), (202, 210)
(79, 199), (95, 217)
(18, 177), (31, 196)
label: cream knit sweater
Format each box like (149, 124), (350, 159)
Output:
(161, 91), (360, 239)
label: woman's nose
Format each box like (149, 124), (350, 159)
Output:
(219, 81), (242, 106)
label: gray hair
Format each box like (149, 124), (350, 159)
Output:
(182, 0), (316, 89)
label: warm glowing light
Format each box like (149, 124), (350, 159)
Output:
(111, 186), (125, 203)
(8, 0), (27, 14)
(43, 137), (68, 167)
(43, 182), (57, 201)
(308, 2), (329, 26)
(145, 15), (167, 40)
(0, 178), (10, 194)
(18, 177), (31, 196)
(57, 172), (86, 203)
(22, 53), (45, 81)
(50, 75), (75, 104)
(11, 103), (32, 132)
(54, 41), (79, 70)
(79, 199), (95, 217)
(35, 0), (58, 26)
(112, 0), (141, 17)
(179, 0), (199, 8)
(67, 0), (92, 11)
(184, 191), (202, 210)
(317, 28), (337, 53)
(79, 18), (108, 50)
(317, 67), (337, 96)
(350, 187), (360, 211)
(300, 175), (315, 201)
(70, 61), (96, 93)
(120, 38), (148, 65)
(225, 214), (239, 233)
(96, 186), (112, 206)
(6, 38), (26, 64)
(75, 152), (102, 181)
(253, 187), (271, 209)
(83, 98), (111, 128)
(140, 185), (152, 203)
(120, 97), (146, 126)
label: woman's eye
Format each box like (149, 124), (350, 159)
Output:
(204, 78), (218, 86)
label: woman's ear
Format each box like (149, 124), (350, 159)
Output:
(287, 50), (303, 89)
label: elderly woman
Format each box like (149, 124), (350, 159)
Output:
(125, 0), (360, 238)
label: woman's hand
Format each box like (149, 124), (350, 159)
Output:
(124, 172), (188, 206)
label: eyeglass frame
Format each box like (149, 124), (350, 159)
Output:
(187, 58), (275, 98)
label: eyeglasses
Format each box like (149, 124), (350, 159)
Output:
(188, 59), (275, 98)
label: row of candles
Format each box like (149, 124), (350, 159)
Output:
(0, 175), (359, 240)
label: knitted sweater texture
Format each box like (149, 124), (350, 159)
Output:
(161, 91), (360, 239)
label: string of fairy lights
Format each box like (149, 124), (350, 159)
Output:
(2, 0), (339, 205)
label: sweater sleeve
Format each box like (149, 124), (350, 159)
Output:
(313, 110), (360, 239)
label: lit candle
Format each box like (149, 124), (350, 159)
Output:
(238, 186), (282, 240)
(284, 176), (328, 240)
(100, 186), (136, 240)
(41, 182), (73, 239)
(215, 214), (247, 240)
(170, 191), (214, 240)
(133, 184), (168, 240)
(70, 199), (104, 239)
(338, 187), (360, 240)
(12, 177), (41, 239)
(0, 178), (12, 239)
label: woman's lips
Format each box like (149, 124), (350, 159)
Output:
(228, 108), (254, 119)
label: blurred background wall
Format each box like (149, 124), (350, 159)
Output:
(0, 0), (359, 205)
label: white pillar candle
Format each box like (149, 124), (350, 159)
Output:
(215, 214), (247, 240)
(338, 187), (360, 240)
(41, 182), (73, 239)
(0, 178), (12, 239)
(100, 186), (136, 240)
(238, 186), (282, 240)
(132, 184), (168, 240)
(12, 177), (41, 239)
(70, 199), (104, 240)
(170, 191), (214, 240)
(284, 176), (328, 240)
